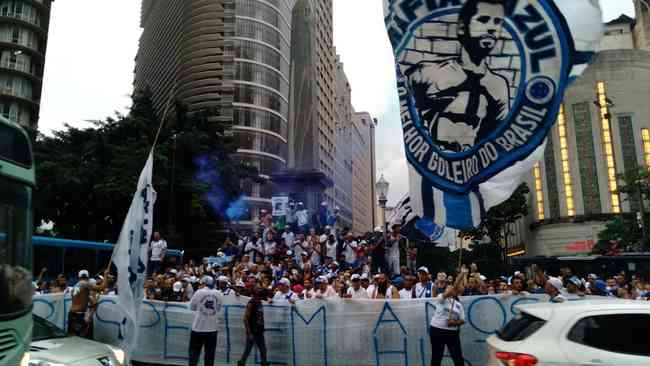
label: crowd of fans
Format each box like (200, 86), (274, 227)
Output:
(34, 223), (650, 304)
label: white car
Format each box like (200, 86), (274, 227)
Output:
(487, 299), (650, 366)
(27, 315), (124, 366)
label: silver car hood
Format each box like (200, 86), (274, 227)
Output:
(30, 336), (114, 365)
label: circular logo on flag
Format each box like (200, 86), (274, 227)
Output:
(386, 0), (580, 194)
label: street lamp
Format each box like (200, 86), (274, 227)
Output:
(375, 174), (390, 234)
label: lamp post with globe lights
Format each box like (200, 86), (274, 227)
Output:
(375, 174), (390, 239)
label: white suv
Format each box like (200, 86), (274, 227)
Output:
(486, 299), (650, 366)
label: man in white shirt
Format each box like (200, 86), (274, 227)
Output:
(296, 202), (310, 233)
(313, 276), (338, 299)
(216, 276), (236, 296)
(346, 274), (369, 299)
(400, 275), (416, 299)
(149, 232), (167, 276)
(272, 278), (298, 304)
(342, 233), (358, 267)
(263, 232), (277, 261)
(282, 226), (295, 249)
(189, 276), (222, 366)
(414, 266), (434, 298)
(386, 224), (406, 277)
(244, 234), (264, 263)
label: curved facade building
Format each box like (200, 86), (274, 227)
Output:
(0, 0), (53, 129)
(135, 0), (295, 224)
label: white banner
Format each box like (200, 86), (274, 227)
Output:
(110, 152), (157, 360)
(272, 196), (289, 217)
(34, 293), (557, 366)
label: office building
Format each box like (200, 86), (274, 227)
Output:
(135, 0), (296, 226)
(521, 8), (650, 256)
(0, 0), (54, 128)
(352, 111), (377, 234)
(333, 55), (353, 230)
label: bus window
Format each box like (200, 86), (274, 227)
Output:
(0, 178), (33, 319)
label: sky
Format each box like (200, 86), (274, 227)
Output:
(39, 0), (636, 205)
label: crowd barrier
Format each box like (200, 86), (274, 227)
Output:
(33, 293), (551, 366)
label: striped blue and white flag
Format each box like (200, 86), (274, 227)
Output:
(384, 0), (602, 229)
(110, 152), (156, 361)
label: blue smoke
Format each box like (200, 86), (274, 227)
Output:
(195, 156), (248, 221)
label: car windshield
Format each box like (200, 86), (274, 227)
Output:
(0, 177), (33, 319)
(32, 315), (67, 341)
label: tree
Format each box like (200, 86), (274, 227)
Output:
(34, 89), (259, 247)
(459, 183), (530, 262)
(595, 168), (650, 252)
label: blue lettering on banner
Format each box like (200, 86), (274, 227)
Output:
(467, 297), (507, 335)
(33, 298), (55, 321)
(36, 294), (572, 366)
(290, 306), (327, 366)
(95, 299), (125, 341)
(163, 303), (190, 361)
(373, 302), (409, 366)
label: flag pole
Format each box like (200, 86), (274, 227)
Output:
(107, 88), (176, 271)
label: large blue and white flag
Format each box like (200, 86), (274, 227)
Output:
(384, 0), (603, 230)
(110, 152), (156, 361)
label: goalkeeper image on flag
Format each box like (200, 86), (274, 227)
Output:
(406, 0), (516, 152)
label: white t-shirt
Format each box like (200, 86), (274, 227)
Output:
(296, 210), (309, 226)
(264, 241), (277, 256)
(150, 240), (167, 261)
(282, 232), (295, 247)
(414, 282), (434, 298)
(347, 286), (369, 299)
(399, 288), (413, 299)
(315, 286), (338, 299)
(190, 288), (222, 332)
(326, 241), (337, 259)
(273, 290), (298, 303)
(343, 241), (358, 264)
(387, 235), (402, 258)
(245, 241), (263, 261)
(430, 294), (465, 331)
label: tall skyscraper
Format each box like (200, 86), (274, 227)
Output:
(333, 55), (354, 230)
(135, 0), (296, 226)
(352, 111), (377, 234)
(517, 9), (650, 257)
(288, 0), (335, 181)
(0, 0), (54, 128)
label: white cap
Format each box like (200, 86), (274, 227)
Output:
(189, 276), (198, 283)
(217, 275), (229, 283)
(351, 274), (361, 281)
(287, 250), (293, 256)
(173, 281), (183, 292)
(374, 227), (383, 232)
(319, 235), (328, 243)
(479, 275), (487, 282)
(217, 252), (225, 257)
(321, 201), (328, 206)
(417, 266), (429, 274)
(514, 271), (522, 277)
(315, 276), (328, 284)
(360, 273), (369, 280)
(331, 261), (339, 267)
(201, 276), (214, 287)
(170, 269), (178, 275)
(88, 278), (97, 287)
(279, 278), (291, 286)
(78, 270), (89, 278)
(547, 277), (563, 292)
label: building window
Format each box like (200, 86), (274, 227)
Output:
(557, 105), (575, 216)
(596, 81), (620, 213)
(642, 128), (650, 169)
(533, 163), (545, 220)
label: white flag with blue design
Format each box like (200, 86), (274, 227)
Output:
(384, 0), (602, 230)
(110, 152), (156, 361)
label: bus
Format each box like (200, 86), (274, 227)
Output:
(512, 254), (650, 280)
(0, 117), (34, 366)
(32, 236), (184, 281)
